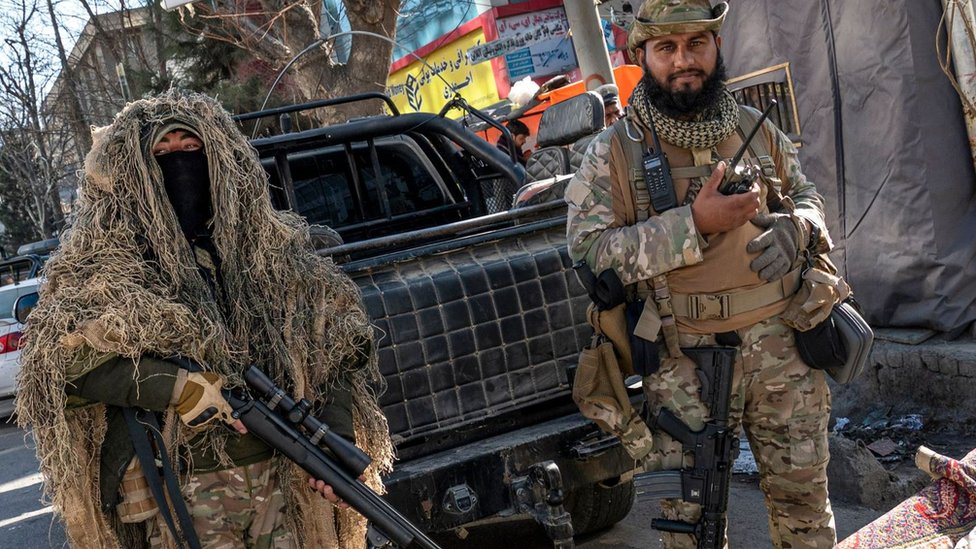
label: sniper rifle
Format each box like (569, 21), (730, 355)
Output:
(224, 365), (443, 549)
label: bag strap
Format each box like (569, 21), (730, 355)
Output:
(609, 115), (682, 357)
(124, 408), (201, 549)
(610, 119), (642, 226)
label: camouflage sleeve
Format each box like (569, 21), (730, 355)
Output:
(565, 130), (704, 286)
(765, 117), (833, 254)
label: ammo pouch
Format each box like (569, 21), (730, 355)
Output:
(572, 263), (658, 460)
(572, 334), (653, 461)
(116, 456), (160, 523)
(626, 300), (662, 377)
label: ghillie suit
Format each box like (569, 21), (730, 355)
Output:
(15, 90), (394, 548)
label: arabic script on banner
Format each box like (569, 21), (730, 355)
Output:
(466, 18), (569, 64)
(386, 29), (501, 114)
(494, 7), (578, 81)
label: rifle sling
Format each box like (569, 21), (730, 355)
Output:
(123, 408), (202, 549)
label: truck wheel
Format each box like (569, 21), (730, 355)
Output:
(563, 477), (635, 536)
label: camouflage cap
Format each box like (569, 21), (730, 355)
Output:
(152, 121), (200, 147)
(628, 0), (729, 55)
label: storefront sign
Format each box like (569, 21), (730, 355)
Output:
(386, 29), (501, 114)
(495, 7), (577, 82)
(465, 18), (569, 64)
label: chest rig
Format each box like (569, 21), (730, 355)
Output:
(609, 105), (786, 357)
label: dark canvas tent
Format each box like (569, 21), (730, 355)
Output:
(721, 0), (976, 333)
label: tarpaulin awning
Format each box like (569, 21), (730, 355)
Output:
(722, 0), (976, 332)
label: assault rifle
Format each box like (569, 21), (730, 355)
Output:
(634, 345), (738, 549)
(224, 366), (443, 549)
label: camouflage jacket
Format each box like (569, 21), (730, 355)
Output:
(565, 111), (832, 287)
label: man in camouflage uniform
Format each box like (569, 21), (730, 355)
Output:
(565, 1), (836, 547)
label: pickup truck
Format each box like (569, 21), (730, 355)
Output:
(240, 92), (631, 546)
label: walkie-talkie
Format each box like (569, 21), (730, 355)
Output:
(720, 99), (778, 195)
(641, 108), (678, 212)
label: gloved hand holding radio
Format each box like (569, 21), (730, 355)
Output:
(746, 212), (802, 282)
(173, 370), (247, 433)
(691, 162), (762, 236)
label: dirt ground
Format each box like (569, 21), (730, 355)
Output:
(431, 473), (882, 548)
(431, 426), (976, 549)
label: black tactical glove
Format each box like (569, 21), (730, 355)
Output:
(746, 212), (800, 282)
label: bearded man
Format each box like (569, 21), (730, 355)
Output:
(16, 91), (393, 548)
(565, 1), (836, 547)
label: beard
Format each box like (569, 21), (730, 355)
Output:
(643, 52), (729, 119)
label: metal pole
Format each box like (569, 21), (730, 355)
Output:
(564, 0), (616, 91)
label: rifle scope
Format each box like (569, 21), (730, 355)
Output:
(244, 366), (372, 477)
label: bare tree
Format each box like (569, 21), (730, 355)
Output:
(66, 0), (171, 126)
(176, 0), (403, 123)
(45, 0), (92, 154)
(0, 0), (72, 242)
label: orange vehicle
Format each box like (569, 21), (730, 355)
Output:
(478, 64), (643, 153)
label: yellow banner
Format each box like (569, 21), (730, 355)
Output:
(386, 29), (500, 115)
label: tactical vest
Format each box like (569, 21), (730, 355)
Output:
(608, 106), (802, 343)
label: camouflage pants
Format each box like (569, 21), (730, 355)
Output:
(148, 458), (296, 549)
(642, 317), (835, 549)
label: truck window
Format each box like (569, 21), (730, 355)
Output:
(281, 139), (452, 229)
(289, 153), (360, 228)
(359, 146), (447, 216)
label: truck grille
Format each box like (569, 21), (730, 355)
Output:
(355, 228), (591, 444)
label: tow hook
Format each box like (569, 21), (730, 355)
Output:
(512, 460), (575, 549)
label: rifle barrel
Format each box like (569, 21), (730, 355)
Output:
(227, 394), (443, 549)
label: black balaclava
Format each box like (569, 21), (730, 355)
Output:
(152, 124), (214, 243)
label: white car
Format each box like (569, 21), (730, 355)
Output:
(0, 256), (44, 419)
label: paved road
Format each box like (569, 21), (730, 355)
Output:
(0, 419), (65, 548)
(0, 417), (881, 549)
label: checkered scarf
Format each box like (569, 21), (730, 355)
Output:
(631, 77), (738, 150)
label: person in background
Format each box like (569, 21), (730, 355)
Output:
(496, 119), (531, 166)
(596, 83), (623, 127)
